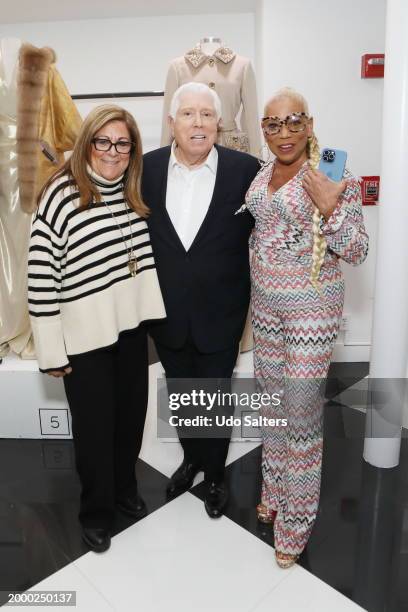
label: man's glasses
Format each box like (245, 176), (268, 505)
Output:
(261, 112), (310, 136)
(92, 138), (134, 154)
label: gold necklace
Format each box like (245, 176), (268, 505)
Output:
(103, 200), (137, 277)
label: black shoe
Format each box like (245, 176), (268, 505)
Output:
(204, 481), (228, 519)
(81, 527), (111, 553)
(166, 459), (201, 498)
(117, 493), (147, 519)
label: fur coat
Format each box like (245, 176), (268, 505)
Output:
(16, 44), (82, 214)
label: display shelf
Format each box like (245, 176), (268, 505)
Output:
(0, 354), (71, 440)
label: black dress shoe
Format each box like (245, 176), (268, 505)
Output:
(81, 527), (111, 553)
(166, 459), (201, 498)
(117, 493), (147, 519)
(204, 481), (228, 518)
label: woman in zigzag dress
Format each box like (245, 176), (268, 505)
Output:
(245, 88), (368, 568)
(28, 105), (165, 553)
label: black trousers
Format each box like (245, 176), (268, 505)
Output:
(155, 337), (239, 484)
(63, 326), (148, 529)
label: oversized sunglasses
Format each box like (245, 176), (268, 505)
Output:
(261, 112), (310, 136)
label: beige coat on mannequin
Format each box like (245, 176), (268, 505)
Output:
(160, 44), (261, 157)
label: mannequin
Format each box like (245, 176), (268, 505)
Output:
(199, 36), (223, 56)
(0, 41), (82, 360)
(160, 37), (261, 157)
(0, 38), (34, 359)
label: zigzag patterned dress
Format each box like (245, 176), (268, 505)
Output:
(245, 160), (368, 555)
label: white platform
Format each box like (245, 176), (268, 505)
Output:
(0, 348), (376, 440)
(0, 350), (256, 440)
(0, 354), (71, 439)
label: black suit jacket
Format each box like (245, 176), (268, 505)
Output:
(142, 144), (259, 352)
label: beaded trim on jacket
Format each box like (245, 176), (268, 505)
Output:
(184, 45), (236, 68)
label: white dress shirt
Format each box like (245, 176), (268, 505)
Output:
(166, 143), (218, 250)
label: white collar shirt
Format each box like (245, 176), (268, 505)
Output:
(166, 143), (218, 250)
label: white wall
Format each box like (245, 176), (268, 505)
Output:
(0, 13), (255, 151)
(256, 0), (386, 361)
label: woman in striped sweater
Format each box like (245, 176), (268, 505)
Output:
(246, 88), (368, 568)
(28, 105), (166, 552)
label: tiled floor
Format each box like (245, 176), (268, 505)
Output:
(1, 358), (407, 611)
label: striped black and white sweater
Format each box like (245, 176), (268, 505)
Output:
(28, 170), (166, 372)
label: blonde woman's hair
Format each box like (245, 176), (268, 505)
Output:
(265, 86), (310, 116)
(38, 104), (149, 217)
(307, 133), (327, 288)
(266, 87), (326, 287)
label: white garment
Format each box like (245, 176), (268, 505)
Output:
(166, 144), (218, 250)
(0, 39), (34, 359)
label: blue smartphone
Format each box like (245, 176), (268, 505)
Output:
(318, 148), (347, 182)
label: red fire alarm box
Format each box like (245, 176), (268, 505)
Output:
(361, 54), (385, 78)
(361, 176), (380, 205)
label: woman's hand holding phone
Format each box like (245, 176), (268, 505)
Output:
(303, 167), (347, 220)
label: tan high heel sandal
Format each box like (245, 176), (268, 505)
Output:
(256, 503), (277, 524)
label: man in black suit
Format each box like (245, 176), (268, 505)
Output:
(142, 82), (259, 517)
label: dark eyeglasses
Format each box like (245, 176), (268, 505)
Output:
(92, 138), (134, 154)
(261, 112), (310, 136)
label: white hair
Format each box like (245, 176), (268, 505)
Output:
(169, 82), (222, 121)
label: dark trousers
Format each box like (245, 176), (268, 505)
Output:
(155, 337), (239, 483)
(63, 326), (148, 529)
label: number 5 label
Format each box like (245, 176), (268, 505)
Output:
(39, 409), (71, 436)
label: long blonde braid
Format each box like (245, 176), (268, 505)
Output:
(307, 133), (326, 287)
